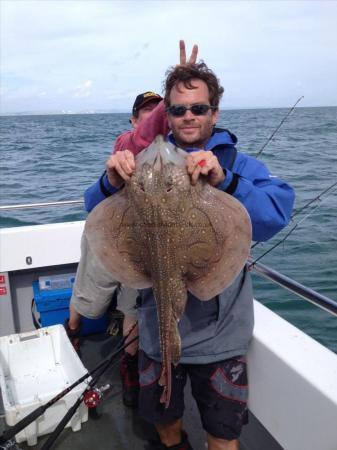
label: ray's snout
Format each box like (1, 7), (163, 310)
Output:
(153, 153), (164, 172)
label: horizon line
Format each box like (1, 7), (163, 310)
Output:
(1, 104), (336, 117)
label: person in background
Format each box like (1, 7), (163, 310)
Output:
(84, 61), (294, 450)
(67, 41), (198, 409)
(66, 91), (162, 408)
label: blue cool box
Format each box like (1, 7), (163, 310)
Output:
(32, 281), (109, 335)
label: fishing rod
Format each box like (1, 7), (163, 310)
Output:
(0, 327), (138, 445)
(248, 182), (337, 267)
(39, 344), (121, 450)
(40, 327), (139, 450)
(290, 181), (337, 220)
(255, 95), (304, 158)
(251, 180), (337, 251)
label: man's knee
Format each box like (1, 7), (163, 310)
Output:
(155, 419), (182, 447)
(207, 433), (239, 450)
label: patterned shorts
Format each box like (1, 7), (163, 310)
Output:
(138, 350), (249, 440)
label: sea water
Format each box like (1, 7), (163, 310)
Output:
(1, 107), (336, 352)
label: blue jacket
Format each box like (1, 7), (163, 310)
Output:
(84, 128), (295, 363)
(84, 128), (295, 242)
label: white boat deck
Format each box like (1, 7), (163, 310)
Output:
(0, 222), (337, 450)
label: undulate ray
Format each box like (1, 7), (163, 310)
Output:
(85, 135), (252, 408)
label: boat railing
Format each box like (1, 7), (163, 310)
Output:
(0, 200), (84, 210)
(1, 200), (337, 318)
(247, 258), (337, 317)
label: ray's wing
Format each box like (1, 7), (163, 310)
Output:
(185, 184), (252, 300)
(85, 190), (152, 288)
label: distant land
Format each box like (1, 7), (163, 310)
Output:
(0, 109), (127, 117)
(0, 104), (336, 117)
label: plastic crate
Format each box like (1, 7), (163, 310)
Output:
(38, 273), (76, 291)
(0, 325), (89, 446)
(32, 280), (109, 335)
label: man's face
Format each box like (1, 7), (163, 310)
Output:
(167, 79), (218, 149)
(131, 100), (161, 128)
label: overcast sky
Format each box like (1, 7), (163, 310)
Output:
(1, 0), (337, 114)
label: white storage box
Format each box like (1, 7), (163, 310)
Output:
(0, 325), (89, 446)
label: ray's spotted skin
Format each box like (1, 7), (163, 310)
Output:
(85, 135), (252, 407)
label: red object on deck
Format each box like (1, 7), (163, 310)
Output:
(83, 390), (101, 408)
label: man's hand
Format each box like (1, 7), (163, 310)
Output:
(186, 151), (225, 187)
(106, 150), (136, 188)
(179, 40), (198, 65)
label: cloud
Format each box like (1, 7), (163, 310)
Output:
(1, 1), (337, 113)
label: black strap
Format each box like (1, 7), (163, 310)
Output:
(211, 143), (240, 194)
(227, 147), (237, 171)
(99, 171), (113, 198)
(225, 173), (240, 195)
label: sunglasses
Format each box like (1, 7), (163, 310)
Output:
(166, 104), (216, 117)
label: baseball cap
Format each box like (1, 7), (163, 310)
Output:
(132, 91), (162, 116)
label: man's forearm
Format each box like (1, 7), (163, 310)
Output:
(114, 101), (169, 154)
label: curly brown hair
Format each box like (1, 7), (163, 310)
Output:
(163, 62), (224, 108)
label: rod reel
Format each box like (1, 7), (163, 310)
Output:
(83, 384), (111, 408)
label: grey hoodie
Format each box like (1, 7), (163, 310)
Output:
(137, 267), (254, 364)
